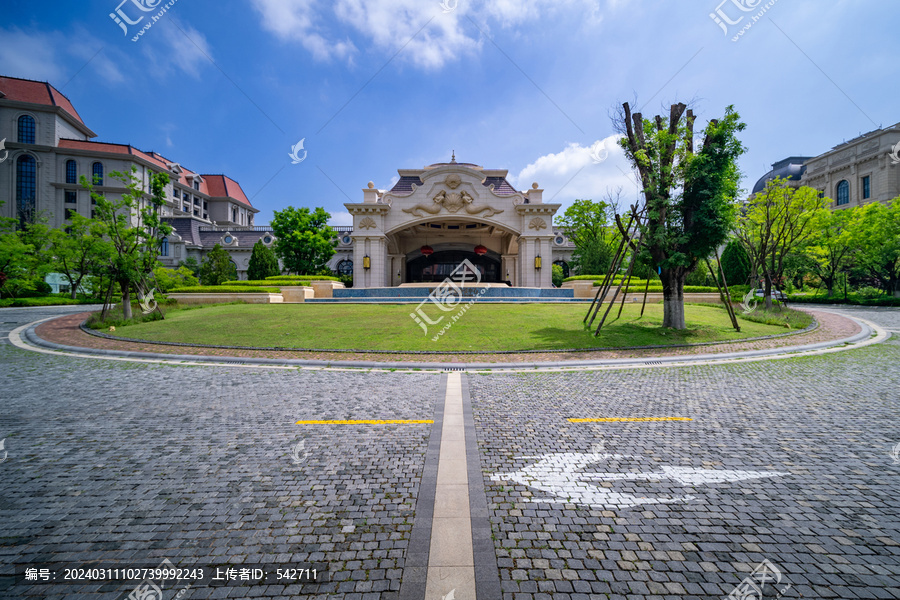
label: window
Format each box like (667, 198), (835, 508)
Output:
(65, 190), (77, 204)
(173, 188), (180, 199)
(223, 236), (233, 244)
(194, 197), (200, 205)
(65, 208), (76, 220)
(66, 160), (77, 184)
(554, 236), (565, 245)
(232, 208), (238, 222)
(193, 180), (200, 191)
(836, 180), (850, 205)
(16, 155), (36, 222)
(183, 204), (190, 213)
(337, 259), (353, 275)
(203, 201), (207, 209)
(91, 210), (96, 219)
(160, 238), (169, 256)
(92, 162), (104, 186)
(862, 175), (871, 200)
(341, 236), (351, 245)
(264, 236), (272, 244)
(18, 115), (35, 144)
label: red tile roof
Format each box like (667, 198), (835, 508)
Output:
(204, 174), (252, 208)
(0, 75), (85, 126)
(57, 140), (252, 207)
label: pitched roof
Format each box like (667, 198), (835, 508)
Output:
(57, 140), (252, 208)
(482, 176), (517, 196)
(204, 174), (252, 208)
(0, 75), (85, 126)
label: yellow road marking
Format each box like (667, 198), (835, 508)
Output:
(295, 419), (434, 425)
(567, 417), (693, 423)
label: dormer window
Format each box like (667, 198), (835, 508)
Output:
(193, 180), (200, 191)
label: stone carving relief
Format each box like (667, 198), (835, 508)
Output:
(403, 188), (505, 217)
(528, 217), (548, 231)
(358, 217), (377, 229)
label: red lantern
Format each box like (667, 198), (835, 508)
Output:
(474, 244), (487, 256)
(421, 245), (434, 256)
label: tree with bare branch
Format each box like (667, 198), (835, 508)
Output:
(616, 102), (746, 329)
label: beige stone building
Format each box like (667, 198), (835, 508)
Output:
(753, 122), (900, 209)
(338, 157), (575, 289)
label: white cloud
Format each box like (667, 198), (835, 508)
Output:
(141, 20), (214, 79)
(328, 210), (354, 226)
(510, 134), (640, 214)
(249, 0), (356, 62)
(251, 0), (607, 69)
(0, 28), (66, 82)
(0, 27), (123, 85)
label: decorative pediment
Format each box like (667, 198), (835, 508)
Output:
(402, 189), (504, 218)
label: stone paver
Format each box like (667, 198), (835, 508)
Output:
(2, 304), (900, 599)
(470, 311), (900, 599)
(1, 308), (440, 599)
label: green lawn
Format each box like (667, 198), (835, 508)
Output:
(102, 302), (807, 352)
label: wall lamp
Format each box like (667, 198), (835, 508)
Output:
(534, 255), (542, 270)
(363, 255), (371, 270)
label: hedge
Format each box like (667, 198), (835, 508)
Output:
(787, 294), (900, 307)
(563, 274), (658, 283)
(0, 297), (98, 308)
(263, 275), (340, 281)
(169, 286), (281, 294)
(223, 280), (314, 287)
(592, 283), (721, 293)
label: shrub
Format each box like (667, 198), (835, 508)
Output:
(856, 286), (883, 299)
(153, 266), (199, 292)
(168, 286), (281, 293)
(263, 274), (340, 281)
(738, 306), (813, 329)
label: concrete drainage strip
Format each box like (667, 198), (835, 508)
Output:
(8, 310), (888, 373)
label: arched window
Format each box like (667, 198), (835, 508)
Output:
(65, 160), (77, 184)
(16, 155), (37, 223)
(92, 162), (104, 186)
(337, 259), (353, 275)
(160, 237), (169, 256)
(836, 180), (850, 205)
(18, 115), (35, 144)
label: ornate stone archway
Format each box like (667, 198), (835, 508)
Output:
(345, 159), (561, 288)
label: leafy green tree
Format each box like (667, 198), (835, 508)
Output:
(199, 244), (237, 285)
(180, 256), (201, 278)
(270, 207), (336, 275)
(0, 207), (30, 298)
(153, 265), (199, 292)
(720, 239), (751, 286)
(551, 263), (565, 287)
(247, 239), (281, 280)
(846, 197), (900, 296)
(618, 102), (746, 328)
(555, 198), (617, 275)
(83, 168), (172, 319)
(808, 208), (853, 297)
(48, 214), (111, 298)
(734, 178), (826, 308)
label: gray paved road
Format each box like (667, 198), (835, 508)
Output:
(472, 307), (900, 600)
(1, 305), (899, 599)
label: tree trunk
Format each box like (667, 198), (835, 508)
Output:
(660, 268), (686, 329)
(763, 275), (773, 310)
(120, 281), (133, 320)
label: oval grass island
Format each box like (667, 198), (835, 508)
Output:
(94, 303), (813, 353)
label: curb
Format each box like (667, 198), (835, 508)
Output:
(15, 312), (881, 372)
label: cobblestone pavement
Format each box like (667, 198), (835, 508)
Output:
(1, 308), (441, 599)
(2, 306), (900, 599)
(470, 308), (900, 599)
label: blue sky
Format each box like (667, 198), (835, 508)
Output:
(2, 0), (898, 225)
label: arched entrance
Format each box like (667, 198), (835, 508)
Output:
(406, 250), (501, 283)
